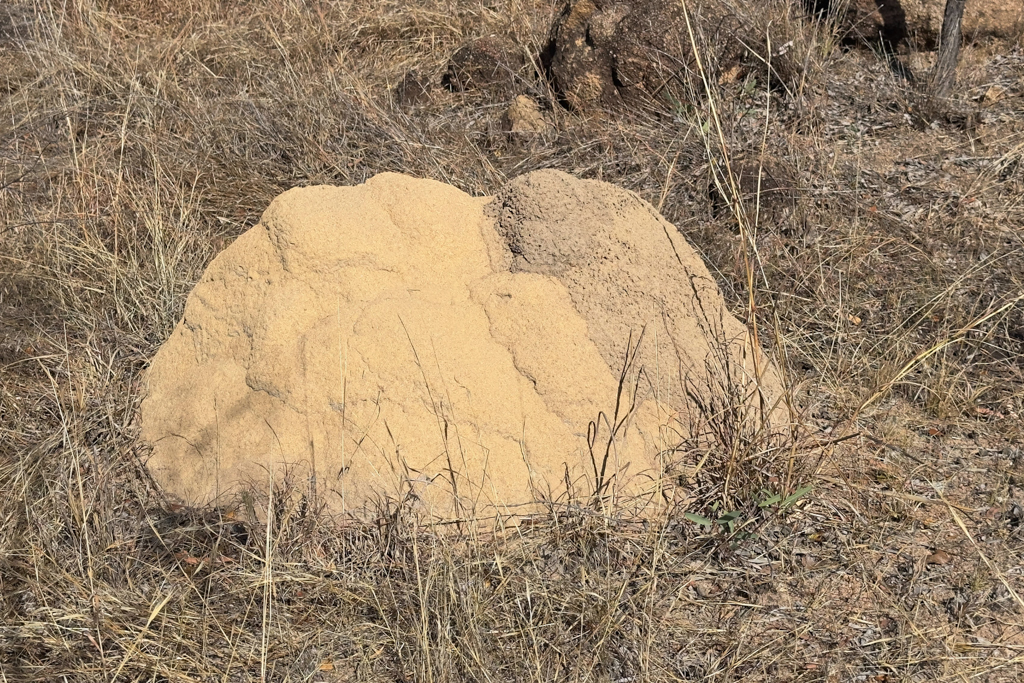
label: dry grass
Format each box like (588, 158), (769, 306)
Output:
(2, 0), (1024, 680)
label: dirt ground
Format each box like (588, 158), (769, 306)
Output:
(1, 1), (1023, 681)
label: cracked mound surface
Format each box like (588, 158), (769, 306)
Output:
(141, 171), (781, 517)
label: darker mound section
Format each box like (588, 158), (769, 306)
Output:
(486, 169), (773, 396)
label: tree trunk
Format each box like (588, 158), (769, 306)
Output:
(929, 0), (968, 100)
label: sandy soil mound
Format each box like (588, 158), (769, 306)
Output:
(141, 171), (782, 517)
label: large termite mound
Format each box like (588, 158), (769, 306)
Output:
(141, 171), (783, 517)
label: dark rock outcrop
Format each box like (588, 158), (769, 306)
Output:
(543, 0), (742, 112)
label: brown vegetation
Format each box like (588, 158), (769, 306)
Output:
(2, 0), (1023, 680)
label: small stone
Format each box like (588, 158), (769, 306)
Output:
(502, 95), (551, 134)
(983, 85), (1007, 105)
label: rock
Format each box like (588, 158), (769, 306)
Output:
(710, 160), (798, 223)
(810, 0), (1023, 48)
(392, 70), (431, 108)
(442, 36), (524, 93)
(981, 84), (1007, 105)
(925, 549), (953, 565)
(502, 95), (551, 134)
(543, 0), (742, 112)
(141, 171), (783, 517)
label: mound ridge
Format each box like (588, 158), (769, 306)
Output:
(140, 171), (782, 517)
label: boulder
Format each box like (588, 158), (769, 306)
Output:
(141, 171), (783, 517)
(543, 0), (742, 112)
